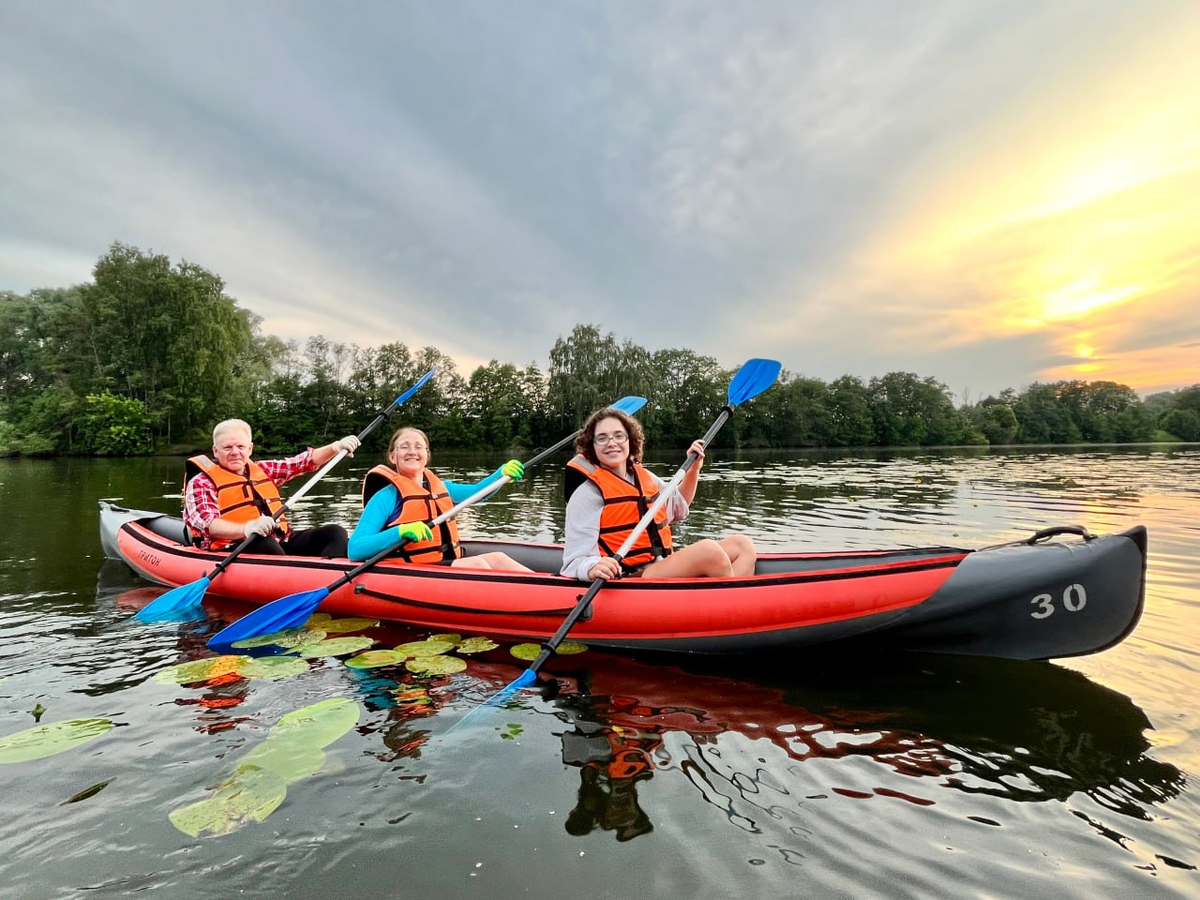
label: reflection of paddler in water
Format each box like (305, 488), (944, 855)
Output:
(558, 694), (658, 842)
(539, 649), (1184, 834)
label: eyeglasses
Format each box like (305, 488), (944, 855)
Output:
(393, 442), (428, 452)
(593, 432), (629, 447)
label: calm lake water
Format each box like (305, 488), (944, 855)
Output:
(1, 446), (1198, 899)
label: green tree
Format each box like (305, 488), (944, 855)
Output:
(868, 372), (964, 446)
(826, 375), (875, 446)
(546, 325), (626, 433)
(78, 391), (155, 455)
(80, 242), (253, 443)
(643, 349), (723, 446)
(466, 360), (538, 450)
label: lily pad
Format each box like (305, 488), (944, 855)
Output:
(428, 633), (462, 646)
(344, 649), (407, 669)
(275, 628), (328, 649)
(509, 641), (586, 660)
(236, 741), (327, 783)
(230, 627), (324, 649)
(509, 643), (542, 661)
(308, 614), (380, 634)
(236, 656), (309, 680)
(0, 718), (114, 764)
(153, 655), (248, 685)
(168, 766), (287, 838)
(456, 636), (498, 654)
(394, 639), (455, 658)
(287, 636), (375, 658)
(272, 697), (360, 748)
(405, 655), (467, 676)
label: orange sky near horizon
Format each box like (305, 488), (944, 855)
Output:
(866, 11), (1200, 397)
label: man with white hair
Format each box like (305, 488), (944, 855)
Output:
(183, 418), (360, 557)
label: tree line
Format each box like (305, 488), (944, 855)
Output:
(2, 242), (1198, 457)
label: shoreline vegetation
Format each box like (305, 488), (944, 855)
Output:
(4, 242), (1199, 459)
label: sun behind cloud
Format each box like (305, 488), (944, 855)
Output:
(848, 5), (1200, 394)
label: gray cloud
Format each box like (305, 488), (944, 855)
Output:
(2, 0), (1194, 396)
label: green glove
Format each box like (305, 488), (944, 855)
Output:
(397, 522), (433, 544)
(501, 459), (524, 481)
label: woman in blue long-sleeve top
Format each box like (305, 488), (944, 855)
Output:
(349, 426), (533, 571)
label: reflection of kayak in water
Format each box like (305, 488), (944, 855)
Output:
(101, 502), (1147, 660)
(532, 649), (1184, 821)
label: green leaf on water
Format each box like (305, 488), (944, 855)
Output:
(235, 656), (309, 680)
(509, 640), (586, 660)
(152, 656), (247, 685)
(498, 723), (523, 741)
(272, 697), (360, 748)
(287, 636), (375, 658)
(344, 649), (407, 669)
(275, 628), (329, 649)
(168, 766), (287, 838)
(428, 633), (462, 646)
(456, 637), (498, 654)
(307, 614), (380, 634)
(236, 741), (327, 783)
(230, 627), (323, 649)
(394, 639), (455, 658)
(0, 719), (114, 764)
(65, 779), (113, 804)
(405, 655), (467, 676)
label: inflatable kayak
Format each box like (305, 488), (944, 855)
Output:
(99, 501), (1147, 660)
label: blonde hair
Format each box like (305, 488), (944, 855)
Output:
(212, 419), (252, 446)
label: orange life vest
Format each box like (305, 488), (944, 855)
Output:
(565, 456), (673, 571)
(185, 455), (290, 550)
(361, 465), (463, 564)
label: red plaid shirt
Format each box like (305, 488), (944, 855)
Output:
(183, 449), (316, 548)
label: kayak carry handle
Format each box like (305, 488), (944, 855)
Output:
(1026, 525), (1095, 544)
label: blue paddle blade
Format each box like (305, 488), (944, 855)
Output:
(134, 577), (211, 622)
(612, 395), (647, 415)
(728, 359), (781, 406)
(501, 668), (538, 696)
(393, 367), (436, 406)
(206, 587), (329, 649)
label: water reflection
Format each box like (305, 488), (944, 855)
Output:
(528, 649), (1184, 841)
(99, 572), (1185, 845)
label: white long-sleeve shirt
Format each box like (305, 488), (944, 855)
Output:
(559, 470), (690, 581)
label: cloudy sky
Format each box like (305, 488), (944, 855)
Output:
(3, 1), (1198, 400)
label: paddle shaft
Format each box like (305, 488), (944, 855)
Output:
(201, 375), (435, 581)
(523, 405), (734, 675)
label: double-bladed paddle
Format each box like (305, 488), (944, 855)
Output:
(134, 368), (437, 622)
(205, 394), (649, 649)
(487, 358), (781, 703)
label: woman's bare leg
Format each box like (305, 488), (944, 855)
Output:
(719, 533), (757, 576)
(641, 540), (732, 578)
(451, 552), (535, 572)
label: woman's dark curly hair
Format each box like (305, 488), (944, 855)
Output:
(574, 407), (645, 466)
